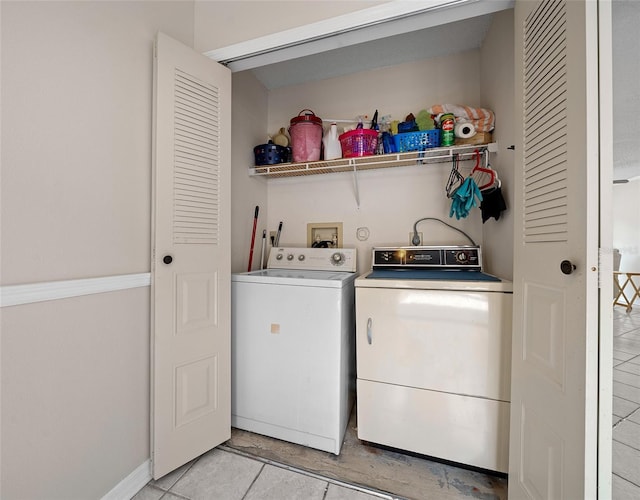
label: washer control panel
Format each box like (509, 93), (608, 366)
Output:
(372, 246), (481, 270)
(268, 247), (357, 272)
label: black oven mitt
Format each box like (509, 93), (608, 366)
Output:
(480, 186), (507, 223)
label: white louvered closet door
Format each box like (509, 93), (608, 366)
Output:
(151, 32), (231, 479)
(510, 0), (601, 498)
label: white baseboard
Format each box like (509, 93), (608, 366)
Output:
(0, 273), (151, 307)
(101, 459), (151, 500)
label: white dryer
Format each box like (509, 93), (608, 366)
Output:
(231, 247), (357, 455)
(355, 246), (513, 473)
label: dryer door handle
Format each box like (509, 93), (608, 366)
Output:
(366, 318), (373, 345)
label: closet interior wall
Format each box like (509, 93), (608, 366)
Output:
(230, 10), (514, 278)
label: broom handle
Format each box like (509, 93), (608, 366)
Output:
(247, 206), (259, 272)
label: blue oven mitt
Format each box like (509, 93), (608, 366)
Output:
(449, 177), (483, 219)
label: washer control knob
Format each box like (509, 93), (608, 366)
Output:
(331, 252), (345, 265)
(287, 253), (294, 261)
(276, 253), (283, 260)
(298, 254), (305, 261)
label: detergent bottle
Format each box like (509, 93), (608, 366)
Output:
(323, 123), (342, 160)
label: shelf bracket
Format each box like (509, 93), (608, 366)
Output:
(352, 161), (361, 208)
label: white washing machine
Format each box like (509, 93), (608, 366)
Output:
(355, 246), (513, 473)
(231, 247), (357, 455)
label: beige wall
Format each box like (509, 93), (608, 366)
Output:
(227, 12), (515, 279)
(193, 0), (388, 52)
(2, 288), (150, 499)
(230, 71), (270, 272)
(260, 51), (486, 275)
(1, 1), (194, 498)
(1, 0), (194, 284)
(1, 1), (516, 497)
(479, 8), (515, 280)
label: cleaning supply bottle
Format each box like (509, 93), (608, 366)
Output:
(323, 123), (342, 160)
(440, 113), (455, 146)
(273, 127), (289, 147)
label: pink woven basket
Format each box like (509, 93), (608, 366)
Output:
(338, 129), (378, 158)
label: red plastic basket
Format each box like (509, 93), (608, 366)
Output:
(338, 129), (378, 158)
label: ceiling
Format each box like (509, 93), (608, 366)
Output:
(248, 14), (494, 90)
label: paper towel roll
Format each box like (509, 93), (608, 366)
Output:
(454, 122), (476, 139)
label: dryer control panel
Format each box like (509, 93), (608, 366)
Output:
(268, 247), (357, 272)
(372, 246), (481, 270)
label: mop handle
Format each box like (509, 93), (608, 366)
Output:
(247, 206), (259, 272)
(274, 221), (283, 247)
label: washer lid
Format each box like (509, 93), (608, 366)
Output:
(355, 270), (512, 292)
(232, 268), (357, 287)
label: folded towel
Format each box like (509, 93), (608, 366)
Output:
(416, 109), (436, 131)
(428, 104), (495, 132)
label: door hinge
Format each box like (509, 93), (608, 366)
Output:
(597, 247), (603, 288)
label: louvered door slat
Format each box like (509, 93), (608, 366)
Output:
(172, 69), (220, 244)
(523, 0), (568, 243)
(175, 155), (219, 173)
(524, 188), (566, 208)
(176, 119), (218, 141)
(176, 126), (217, 146)
(175, 170), (217, 184)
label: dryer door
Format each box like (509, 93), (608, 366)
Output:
(356, 287), (512, 400)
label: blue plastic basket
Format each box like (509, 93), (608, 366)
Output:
(393, 129), (441, 152)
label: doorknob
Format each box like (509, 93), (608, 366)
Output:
(163, 255), (173, 265)
(560, 260), (576, 275)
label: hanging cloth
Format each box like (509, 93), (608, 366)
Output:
(480, 184), (507, 223)
(449, 177), (483, 220)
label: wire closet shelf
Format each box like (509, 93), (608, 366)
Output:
(250, 143), (496, 178)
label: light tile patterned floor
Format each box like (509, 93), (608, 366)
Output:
(135, 448), (393, 500)
(134, 308), (640, 499)
(612, 307), (640, 499)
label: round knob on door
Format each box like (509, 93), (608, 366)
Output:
(560, 260), (576, 275)
(163, 255), (173, 265)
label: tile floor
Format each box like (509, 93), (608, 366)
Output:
(134, 308), (640, 500)
(222, 416), (507, 500)
(612, 306), (640, 499)
(135, 447), (397, 500)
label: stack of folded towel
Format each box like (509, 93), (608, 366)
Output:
(427, 104), (495, 132)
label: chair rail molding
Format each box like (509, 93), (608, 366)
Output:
(0, 273), (151, 307)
